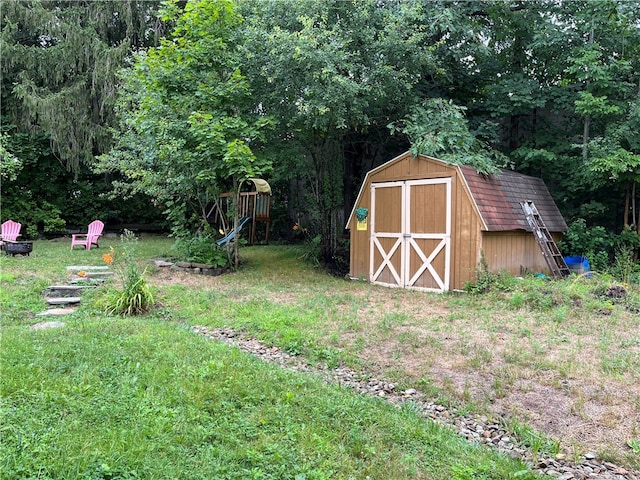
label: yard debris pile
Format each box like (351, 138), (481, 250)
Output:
(193, 325), (639, 480)
(603, 285), (628, 299)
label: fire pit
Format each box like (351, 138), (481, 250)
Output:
(4, 241), (33, 256)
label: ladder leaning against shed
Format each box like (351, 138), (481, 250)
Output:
(520, 201), (571, 278)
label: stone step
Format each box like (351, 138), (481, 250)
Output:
(36, 308), (77, 317)
(31, 320), (66, 329)
(153, 259), (174, 268)
(43, 285), (93, 297)
(66, 265), (110, 272)
(46, 297), (82, 305)
(73, 271), (114, 278)
(69, 277), (106, 285)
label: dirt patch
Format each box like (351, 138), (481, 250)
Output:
(325, 290), (640, 464)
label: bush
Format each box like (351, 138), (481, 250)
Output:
(97, 230), (155, 316)
(2, 198), (66, 238)
(611, 246), (640, 285)
(171, 233), (228, 268)
(559, 220), (640, 275)
(463, 252), (517, 294)
(559, 218), (609, 260)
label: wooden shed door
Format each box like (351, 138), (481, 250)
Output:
(370, 178), (451, 292)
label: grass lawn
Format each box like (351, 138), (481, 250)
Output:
(1, 236), (639, 478)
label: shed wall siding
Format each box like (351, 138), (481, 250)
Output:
(375, 154), (451, 181)
(451, 178), (483, 289)
(481, 232), (562, 276)
(349, 195), (372, 280)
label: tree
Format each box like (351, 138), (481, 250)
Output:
(565, 1), (640, 236)
(587, 98), (640, 235)
(1, 1), (167, 236)
(237, 0), (443, 265)
(0, 132), (22, 182)
(388, 98), (505, 175)
(96, 0), (271, 266)
(455, 0), (640, 236)
(1, 0), (165, 173)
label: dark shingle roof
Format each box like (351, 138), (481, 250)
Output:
(459, 166), (568, 232)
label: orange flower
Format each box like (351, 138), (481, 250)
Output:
(293, 224), (299, 231)
(77, 270), (87, 277)
(102, 253), (113, 265)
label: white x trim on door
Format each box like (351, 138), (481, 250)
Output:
(370, 178), (451, 292)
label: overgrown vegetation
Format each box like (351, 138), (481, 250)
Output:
(559, 219), (640, 273)
(171, 232), (228, 268)
(464, 246), (640, 315)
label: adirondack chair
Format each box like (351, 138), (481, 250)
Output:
(71, 220), (104, 251)
(0, 220), (22, 248)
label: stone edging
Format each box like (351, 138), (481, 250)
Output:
(193, 325), (639, 480)
(154, 259), (226, 276)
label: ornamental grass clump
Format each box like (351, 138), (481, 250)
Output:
(100, 229), (155, 316)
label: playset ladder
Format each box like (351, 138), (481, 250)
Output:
(520, 201), (571, 278)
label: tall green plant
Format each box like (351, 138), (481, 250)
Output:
(98, 230), (155, 316)
(612, 246), (639, 285)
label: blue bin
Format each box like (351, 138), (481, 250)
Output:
(564, 256), (590, 275)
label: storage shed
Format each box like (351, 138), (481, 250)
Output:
(346, 152), (568, 292)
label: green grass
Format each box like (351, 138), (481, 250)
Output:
(2, 238), (640, 476)
(6, 318), (524, 479)
(1, 238), (540, 479)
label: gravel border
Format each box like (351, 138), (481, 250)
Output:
(193, 325), (639, 480)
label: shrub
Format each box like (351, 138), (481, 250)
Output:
(98, 230), (155, 316)
(171, 233), (228, 268)
(559, 218), (609, 258)
(611, 246), (640, 285)
(559, 220), (640, 275)
(463, 252), (517, 294)
(300, 234), (322, 267)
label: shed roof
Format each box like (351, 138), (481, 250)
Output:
(346, 152), (567, 233)
(459, 166), (567, 233)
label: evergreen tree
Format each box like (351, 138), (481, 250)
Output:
(1, 0), (165, 172)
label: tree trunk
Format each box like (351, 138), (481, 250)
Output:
(582, 114), (591, 161)
(624, 182), (631, 227)
(233, 176), (241, 269)
(582, 27), (594, 161)
(631, 180), (640, 234)
(306, 134), (343, 263)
